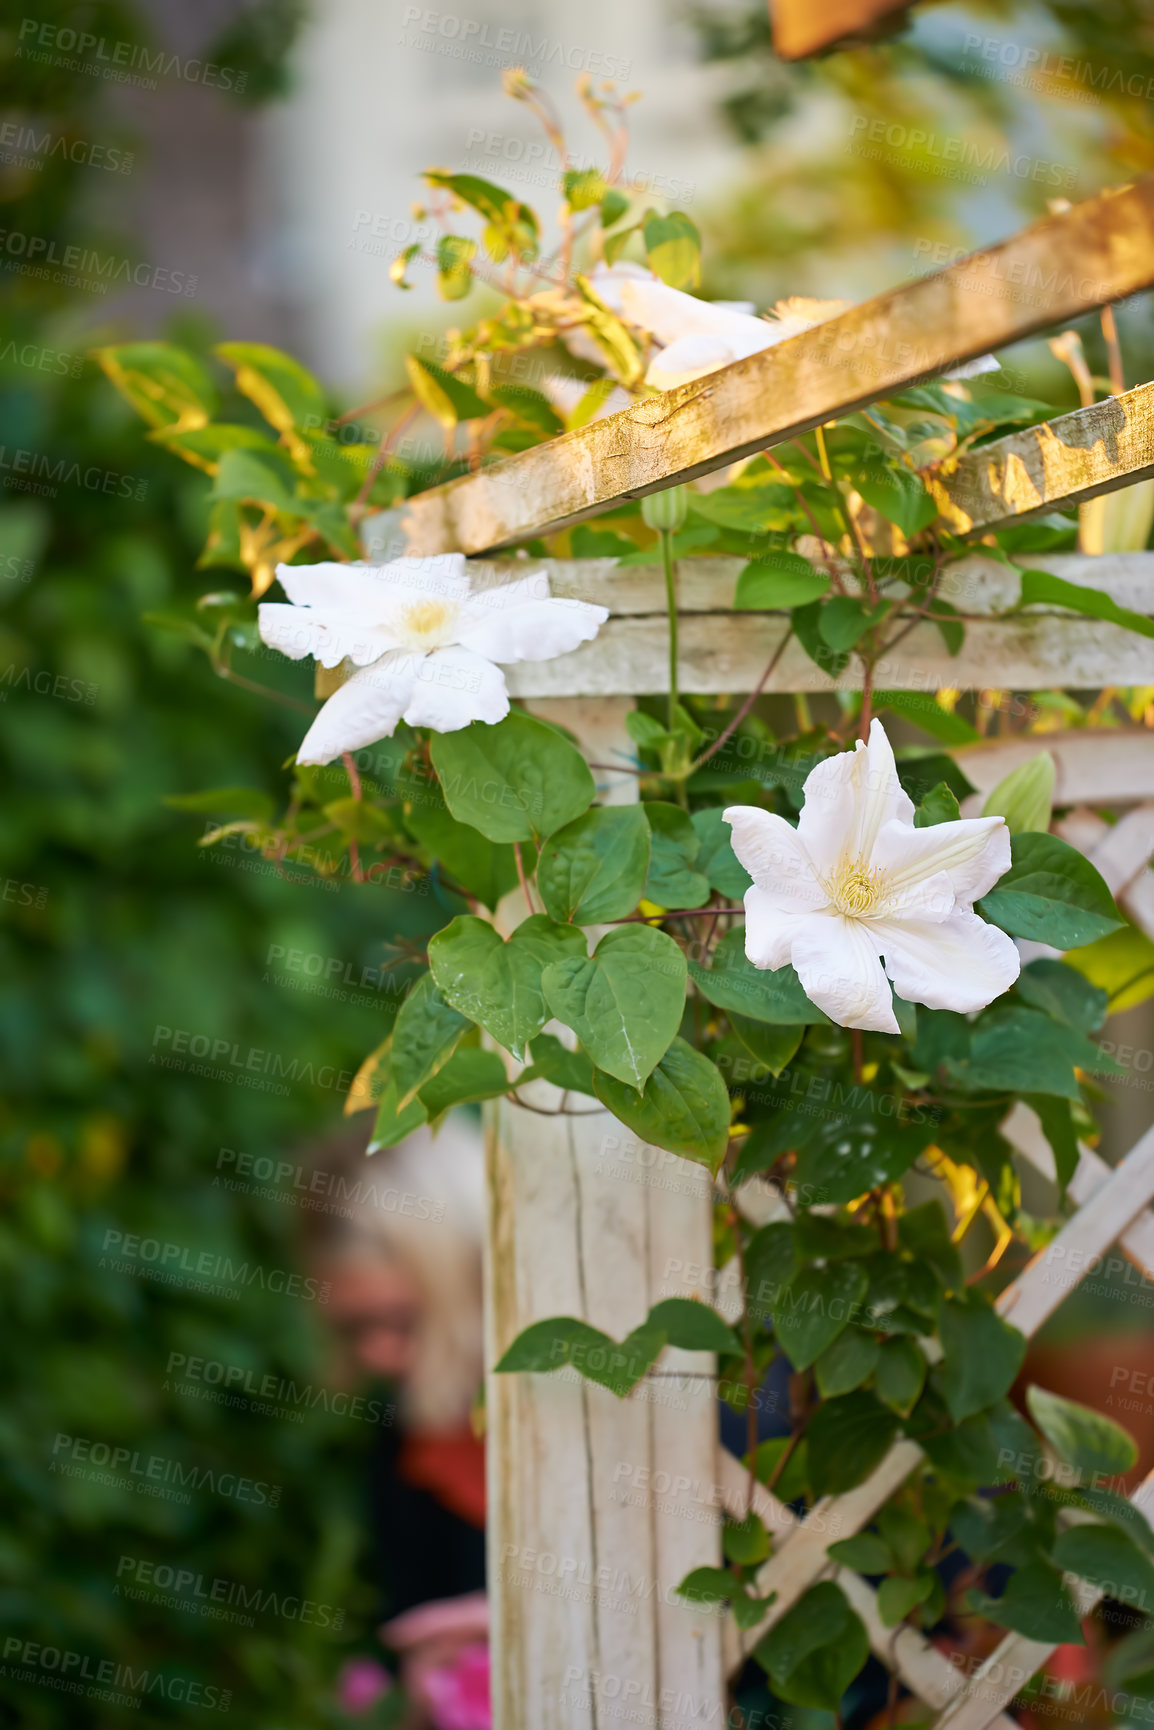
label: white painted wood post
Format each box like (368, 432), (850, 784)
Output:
(483, 696), (725, 1730)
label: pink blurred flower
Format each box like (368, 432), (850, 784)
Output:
(424, 1641), (491, 1730)
(337, 1657), (393, 1715)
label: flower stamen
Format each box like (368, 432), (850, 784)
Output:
(397, 598), (458, 650)
(829, 856), (888, 918)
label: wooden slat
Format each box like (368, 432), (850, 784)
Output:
(402, 181), (1154, 555)
(931, 381), (1154, 534)
(955, 729), (1154, 808)
(1003, 1103), (1154, 1282)
(503, 614), (1154, 698)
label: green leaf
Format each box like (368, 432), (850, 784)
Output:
(691, 807), (752, 898)
(946, 1004), (1121, 1100)
(493, 1315), (662, 1396)
(857, 462), (938, 537)
(645, 802), (710, 908)
(913, 781), (963, 827)
(793, 1213), (877, 1262)
(729, 1016), (804, 1078)
(424, 170), (539, 262)
(979, 830), (1124, 947)
(819, 595), (891, 653)
(418, 1047), (509, 1122)
(690, 927), (826, 1025)
(877, 690), (979, 745)
(390, 242), (421, 290)
(1019, 566), (1154, 642)
(404, 354), (491, 428)
(573, 275), (644, 387)
(404, 794), (520, 911)
(734, 551), (829, 611)
(537, 805), (651, 923)
(937, 1299), (1026, 1422)
(646, 1297), (740, 1354)
(876, 1337), (927, 1417)
(562, 168), (607, 211)
(792, 598), (849, 678)
(1052, 1524), (1154, 1607)
(815, 1327), (880, 1398)
(93, 341), (217, 431)
(982, 752), (1055, 836)
(368, 1075), (429, 1151)
(428, 914), (585, 1061)
(968, 1561), (1085, 1644)
(773, 1261), (868, 1371)
(745, 1222), (798, 1322)
(807, 1392), (899, 1495)
(753, 1581), (870, 1710)
(827, 1532), (893, 1574)
(543, 924), (686, 1089)
(1026, 1385), (1138, 1480)
(150, 421), (280, 475)
(897, 1202), (961, 1291)
(675, 1565), (748, 1610)
(1017, 959), (1107, 1034)
(747, 1436), (810, 1503)
(723, 1513), (771, 1566)
(489, 385), (563, 436)
(215, 341), (326, 451)
(518, 1033), (597, 1096)
(877, 1573), (935, 1627)
(435, 234), (477, 300)
(390, 971), (470, 1108)
(642, 211), (701, 289)
(1027, 1094), (1081, 1196)
(431, 711), (595, 843)
(213, 447), (302, 514)
(592, 1038), (729, 1170)
(793, 1116), (936, 1207)
(600, 188), (630, 227)
(1065, 922), (1154, 1014)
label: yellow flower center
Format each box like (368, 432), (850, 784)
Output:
(829, 856), (888, 918)
(397, 598), (458, 650)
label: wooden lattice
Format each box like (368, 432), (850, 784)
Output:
(397, 183), (1154, 1729)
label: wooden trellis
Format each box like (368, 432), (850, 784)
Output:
(399, 183), (1154, 1729)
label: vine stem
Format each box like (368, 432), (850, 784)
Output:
(513, 840), (536, 914)
(688, 628), (794, 774)
(342, 751), (365, 883)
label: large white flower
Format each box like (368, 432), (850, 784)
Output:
(259, 554), (608, 764)
(722, 719), (1019, 1034)
(587, 263), (998, 394)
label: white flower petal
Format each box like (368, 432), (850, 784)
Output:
(743, 885), (816, 970)
(646, 335), (744, 390)
(723, 807), (828, 912)
(295, 651), (417, 764)
(874, 907), (1020, 1013)
(797, 718), (914, 874)
(273, 560), (387, 613)
(455, 593), (608, 665)
(617, 276), (772, 351)
(401, 647), (510, 733)
(790, 914), (900, 1034)
(872, 813), (1011, 907)
(258, 603), (398, 669)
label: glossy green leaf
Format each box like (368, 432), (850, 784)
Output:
(646, 1297), (740, 1354)
(876, 1337), (927, 1417)
(979, 831), (1123, 948)
(215, 341), (326, 447)
(543, 924), (686, 1089)
(729, 1015), (804, 1078)
(734, 551), (829, 611)
(690, 927), (826, 1025)
(937, 1299), (1026, 1422)
(429, 913), (585, 1060)
(793, 1115), (936, 1206)
(405, 794), (521, 910)
(404, 353), (490, 428)
(754, 1581), (870, 1710)
(592, 1038), (729, 1170)
(212, 447), (302, 514)
(431, 710), (595, 843)
(368, 1075), (429, 1152)
(518, 1033), (597, 1096)
(645, 801), (710, 908)
(418, 1047), (509, 1122)
(691, 807), (751, 897)
(877, 1573), (935, 1627)
(1017, 959), (1107, 1034)
(1052, 1524), (1154, 1606)
(390, 971), (470, 1108)
(1026, 1385), (1138, 1480)
(857, 462), (938, 536)
(537, 805), (651, 923)
(815, 1327), (879, 1398)
(968, 1561), (1085, 1644)
(773, 1261), (868, 1371)
(807, 1391), (899, 1495)
(642, 210), (701, 289)
(93, 341), (217, 431)
(827, 1532), (893, 1574)
(1019, 566), (1154, 641)
(982, 752), (1055, 835)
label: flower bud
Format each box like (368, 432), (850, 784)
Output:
(641, 485), (689, 533)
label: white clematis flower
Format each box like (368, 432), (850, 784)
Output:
(587, 263), (998, 394)
(259, 554), (608, 764)
(723, 719), (1019, 1034)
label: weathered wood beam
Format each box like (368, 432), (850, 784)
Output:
(402, 180), (1154, 556)
(932, 380), (1154, 533)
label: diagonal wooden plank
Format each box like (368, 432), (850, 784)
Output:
(402, 180), (1154, 555)
(1004, 1103), (1154, 1285)
(737, 1127), (1154, 1648)
(931, 381), (1154, 534)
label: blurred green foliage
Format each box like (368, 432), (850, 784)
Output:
(0, 6), (426, 1724)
